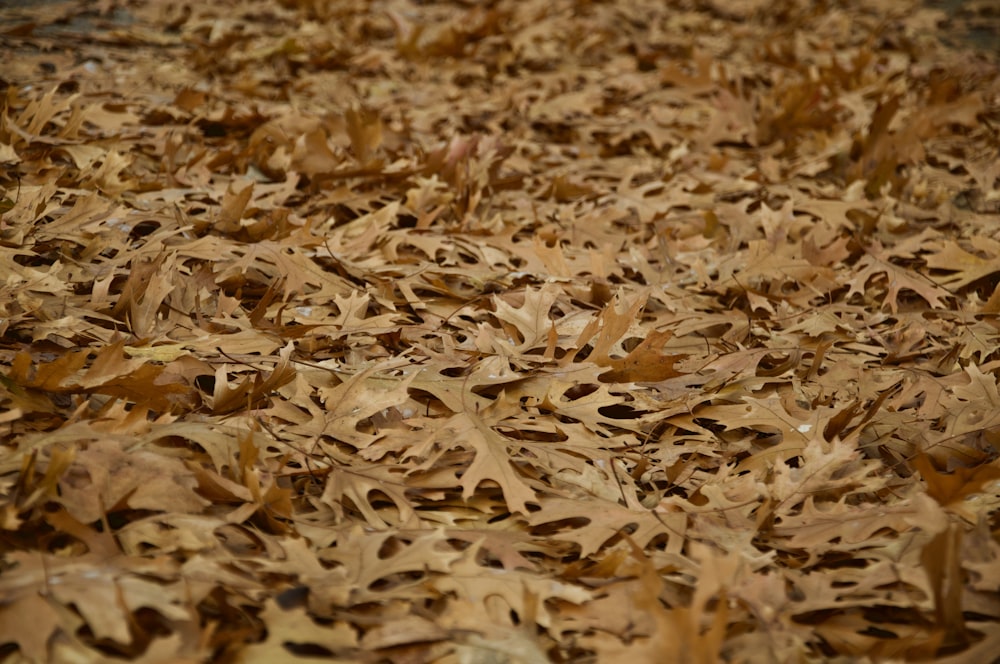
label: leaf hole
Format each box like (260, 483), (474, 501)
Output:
(563, 383), (598, 400)
(282, 642), (333, 657)
(598, 403), (646, 419)
(530, 517), (590, 536)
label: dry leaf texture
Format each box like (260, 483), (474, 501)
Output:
(1, 0), (1000, 662)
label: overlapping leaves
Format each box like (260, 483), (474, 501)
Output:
(2, 0), (1000, 661)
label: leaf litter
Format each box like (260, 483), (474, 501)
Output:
(1, 0), (1000, 661)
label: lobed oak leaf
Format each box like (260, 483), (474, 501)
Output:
(600, 329), (687, 383)
(448, 408), (539, 515)
(7, 85), (76, 143)
(292, 126), (343, 177)
(208, 342), (297, 415)
(765, 434), (886, 507)
(771, 496), (916, 553)
(77, 339), (157, 386)
(513, 367), (644, 435)
(214, 180), (254, 235)
(446, 618), (551, 664)
(116, 513), (227, 555)
(84, 149), (136, 196)
(938, 364), (1000, 449)
(8, 346), (86, 393)
(58, 437), (209, 523)
(543, 174), (596, 202)
(233, 599), (359, 663)
(578, 540), (723, 663)
(344, 106), (382, 165)
(0, 547), (189, 655)
(846, 244), (951, 312)
(0, 590), (68, 663)
(442, 528), (542, 572)
(924, 239), (1000, 290)
(56, 143), (106, 171)
(317, 359), (415, 449)
(8, 342), (193, 412)
(813, 612), (944, 659)
(911, 451), (1000, 510)
(359, 614), (447, 651)
(574, 290), (647, 366)
(75, 101), (141, 133)
(319, 463), (416, 528)
(403, 175), (452, 229)
(320, 527), (463, 605)
(491, 284), (562, 353)
(433, 539), (591, 632)
(920, 520), (967, 645)
(107, 250), (175, 337)
(407, 355), (522, 415)
(4, 0), (1000, 658)
(528, 496), (686, 558)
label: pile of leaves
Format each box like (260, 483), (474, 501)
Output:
(2, 0), (1000, 661)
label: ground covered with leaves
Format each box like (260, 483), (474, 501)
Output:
(1, 0), (1000, 661)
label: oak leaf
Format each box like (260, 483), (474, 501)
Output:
(446, 407), (540, 515)
(847, 242), (951, 312)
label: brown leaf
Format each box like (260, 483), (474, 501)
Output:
(912, 452), (1000, 509)
(601, 330), (687, 382)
